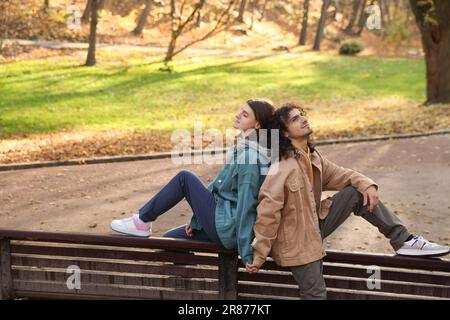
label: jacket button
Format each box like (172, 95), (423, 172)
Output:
(218, 180), (222, 183)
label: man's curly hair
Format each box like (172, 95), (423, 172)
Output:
(272, 102), (315, 161)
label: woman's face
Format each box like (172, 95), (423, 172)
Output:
(233, 104), (261, 131)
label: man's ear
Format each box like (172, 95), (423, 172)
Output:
(255, 122), (261, 129)
(283, 130), (289, 138)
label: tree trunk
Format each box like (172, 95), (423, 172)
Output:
(165, 0), (178, 63)
(379, 0), (390, 25)
(133, 0), (153, 35)
(356, 0), (370, 36)
(313, 0), (330, 51)
(250, 0), (258, 30)
(410, 0), (450, 104)
(85, 0), (98, 66)
(344, 0), (361, 34)
(237, 0), (247, 23)
(81, 0), (93, 23)
(258, 0), (268, 21)
(164, 35), (178, 63)
(299, 0), (310, 46)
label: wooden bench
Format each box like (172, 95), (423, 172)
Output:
(1, 229), (449, 300)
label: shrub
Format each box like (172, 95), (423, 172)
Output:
(339, 40), (364, 55)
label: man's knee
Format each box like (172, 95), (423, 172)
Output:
(342, 186), (363, 204)
(337, 186), (364, 215)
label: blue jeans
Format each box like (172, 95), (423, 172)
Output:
(138, 170), (221, 243)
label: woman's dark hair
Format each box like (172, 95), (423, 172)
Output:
(272, 102), (315, 160)
(246, 98), (276, 149)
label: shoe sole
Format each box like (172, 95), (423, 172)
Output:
(110, 225), (151, 238)
(396, 249), (450, 258)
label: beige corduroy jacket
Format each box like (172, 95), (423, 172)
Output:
(251, 148), (377, 268)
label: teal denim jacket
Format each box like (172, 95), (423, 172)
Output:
(190, 139), (270, 264)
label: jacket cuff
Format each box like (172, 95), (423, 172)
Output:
(241, 255), (253, 265)
(252, 255), (266, 269)
(357, 181), (378, 194)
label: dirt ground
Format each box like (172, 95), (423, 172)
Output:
(0, 135), (449, 257)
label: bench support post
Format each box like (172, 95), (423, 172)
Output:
(0, 238), (13, 300)
(218, 251), (238, 300)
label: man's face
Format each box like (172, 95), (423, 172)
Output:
(283, 108), (312, 139)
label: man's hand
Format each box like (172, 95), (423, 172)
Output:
(245, 263), (259, 274)
(363, 185), (379, 213)
(185, 224), (193, 237)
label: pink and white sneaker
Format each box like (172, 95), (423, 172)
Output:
(110, 214), (152, 237)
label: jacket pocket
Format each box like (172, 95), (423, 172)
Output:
(281, 180), (301, 254)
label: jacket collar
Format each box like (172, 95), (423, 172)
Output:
(310, 149), (322, 173)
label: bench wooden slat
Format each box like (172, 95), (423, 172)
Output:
(12, 268), (220, 291)
(237, 265), (450, 287)
(12, 255), (218, 278)
(238, 276), (450, 298)
(13, 280), (220, 300)
(11, 244), (218, 266)
(0, 229), (230, 253)
(324, 251), (450, 272)
(238, 282), (299, 298)
(324, 276), (450, 298)
(241, 255), (450, 274)
(238, 286), (448, 300)
(323, 264), (450, 286)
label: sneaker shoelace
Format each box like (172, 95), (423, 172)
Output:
(411, 236), (439, 250)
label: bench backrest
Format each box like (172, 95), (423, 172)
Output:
(1, 229), (449, 300)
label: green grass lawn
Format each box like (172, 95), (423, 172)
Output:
(0, 50), (448, 141)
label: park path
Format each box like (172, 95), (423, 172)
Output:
(0, 134), (449, 255)
(6, 38), (299, 58)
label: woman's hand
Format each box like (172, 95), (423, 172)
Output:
(245, 263), (259, 274)
(185, 224), (193, 237)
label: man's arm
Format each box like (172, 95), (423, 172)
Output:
(251, 164), (288, 269)
(321, 156), (380, 212)
(321, 156), (378, 194)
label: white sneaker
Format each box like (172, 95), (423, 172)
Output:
(396, 235), (450, 257)
(111, 214), (152, 237)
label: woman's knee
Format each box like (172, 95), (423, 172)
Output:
(176, 170), (196, 184)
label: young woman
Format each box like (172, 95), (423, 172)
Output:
(111, 99), (275, 265)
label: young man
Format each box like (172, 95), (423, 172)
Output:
(246, 102), (450, 300)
